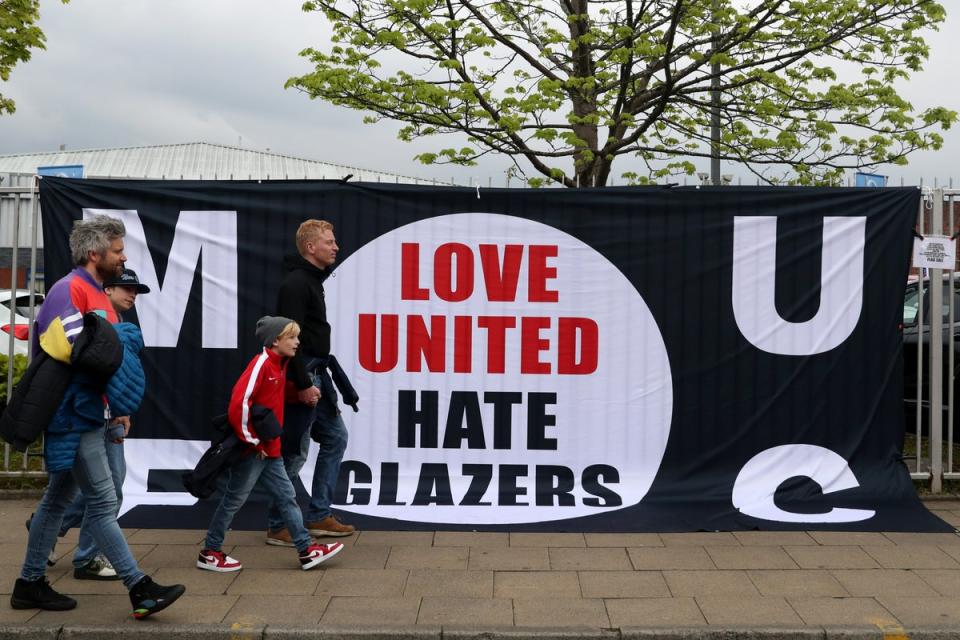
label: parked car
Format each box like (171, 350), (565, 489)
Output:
(0, 290), (44, 357)
(901, 274), (960, 434)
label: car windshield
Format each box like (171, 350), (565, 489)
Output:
(0, 294), (43, 319)
(904, 286), (920, 324)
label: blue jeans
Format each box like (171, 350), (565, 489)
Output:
(205, 453), (313, 553)
(267, 359), (348, 529)
(59, 434), (125, 568)
(21, 427), (144, 589)
(266, 399), (348, 530)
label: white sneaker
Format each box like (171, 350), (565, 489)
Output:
(197, 549), (242, 572)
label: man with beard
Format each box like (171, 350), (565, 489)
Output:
(265, 219), (356, 544)
(11, 216), (185, 619)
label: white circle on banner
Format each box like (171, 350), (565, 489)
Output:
(321, 212), (672, 524)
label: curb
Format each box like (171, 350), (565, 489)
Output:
(2, 625), (960, 640)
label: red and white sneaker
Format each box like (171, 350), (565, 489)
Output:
(197, 549), (242, 572)
(299, 542), (344, 570)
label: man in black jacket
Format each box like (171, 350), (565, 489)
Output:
(265, 219), (356, 544)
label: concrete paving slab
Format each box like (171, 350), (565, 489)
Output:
(787, 597), (898, 626)
(583, 533), (662, 548)
(627, 547), (716, 570)
(30, 593), (134, 625)
(469, 547), (550, 570)
(48, 572), (128, 595)
(694, 596), (803, 625)
(125, 529), (205, 545)
(705, 546), (798, 570)
(315, 567), (409, 597)
(747, 570), (849, 597)
(433, 532), (509, 547)
(402, 569), (493, 598)
(662, 570), (759, 597)
(387, 546), (468, 570)
(659, 533), (740, 547)
(548, 548), (632, 571)
(732, 531), (817, 546)
(320, 596), (421, 625)
(881, 532), (960, 546)
(493, 571), (581, 599)
(356, 531), (435, 547)
(139, 543), (214, 569)
(830, 569), (940, 597)
(929, 509), (960, 527)
(0, 606), (39, 623)
(509, 533), (586, 548)
(875, 596), (960, 626)
(861, 545), (960, 569)
(0, 543), (33, 566)
(578, 570), (670, 599)
(417, 596), (513, 625)
(606, 597), (706, 626)
(223, 594), (328, 625)
(219, 545), (311, 570)
(807, 532), (893, 547)
(152, 566), (240, 595)
(0, 564), (69, 594)
(137, 594), (239, 624)
(914, 568), (960, 596)
(313, 544), (389, 569)
(783, 546), (880, 569)
(512, 597), (609, 627)
(226, 568), (324, 595)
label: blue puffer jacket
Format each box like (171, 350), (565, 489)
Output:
(45, 322), (146, 472)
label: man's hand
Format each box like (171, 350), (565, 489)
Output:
(110, 416), (131, 442)
(297, 386), (321, 406)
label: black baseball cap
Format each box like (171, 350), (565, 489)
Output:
(104, 268), (150, 293)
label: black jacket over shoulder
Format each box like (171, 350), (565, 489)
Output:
(277, 253), (332, 391)
(0, 313), (123, 451)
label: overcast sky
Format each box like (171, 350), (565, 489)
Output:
(0, 1), (957, 186)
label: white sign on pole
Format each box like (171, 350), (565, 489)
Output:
(913, 235), (957, 270)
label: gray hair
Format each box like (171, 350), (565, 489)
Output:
(69, 215), (126, 265)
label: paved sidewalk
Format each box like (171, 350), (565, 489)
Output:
(0, 498), (959, 639)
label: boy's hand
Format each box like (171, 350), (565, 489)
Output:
(298, 386), (321, 406)
(110, 416), (132, 441)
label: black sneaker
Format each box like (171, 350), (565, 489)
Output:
(129, 575), (185, 620)
(74, 556), (120, 581)
(25, 513), (58, 567)
(10, 577), (77, 611)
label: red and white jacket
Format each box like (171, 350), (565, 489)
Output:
(228, 348), (287, 458)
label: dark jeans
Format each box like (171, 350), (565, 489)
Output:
(267, 360), (348, 529)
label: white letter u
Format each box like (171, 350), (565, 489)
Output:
(732, 216), (866, 356)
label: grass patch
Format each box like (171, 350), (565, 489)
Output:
(0, 444), (48, 491)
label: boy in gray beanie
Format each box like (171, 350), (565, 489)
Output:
(256, 316), (293, 347)
(196, 316), (344, 573)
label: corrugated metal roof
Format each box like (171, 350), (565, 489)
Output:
(0, 141), (450, 184)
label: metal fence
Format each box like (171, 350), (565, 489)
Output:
(906, 188), (960, 491)
(3, 182), (960, 491)
(1, 179), (44, 479)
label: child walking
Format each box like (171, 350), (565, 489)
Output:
(197, 316), (344, 572)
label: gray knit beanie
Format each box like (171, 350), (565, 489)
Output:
(255, 315), (293, 347)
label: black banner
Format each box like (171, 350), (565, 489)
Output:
(39, 177), (948, 532)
